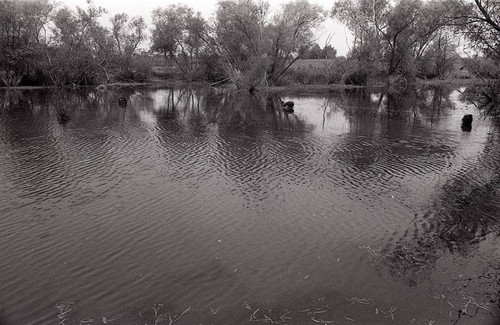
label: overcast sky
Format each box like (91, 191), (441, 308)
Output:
(60, 0), (353, 55)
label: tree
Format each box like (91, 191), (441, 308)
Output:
(0, 0), (53, 86)
(450, 0), (500, 62)
(111, 14), (145, 58)
(210, 0), (324, 90)
(110, 13), (147, 80)
(417, 31), (457, 79)
(450, 0), (500, 113)
(300, 43), (337, 59)
(322, 44), (337, 59)
(211, 0), (270, 89)
(48, 3), (113, 85)
(151, 5), (207, 80)
(331, 0), (386, 72)
(267, 0), (326, 84)
(300, 43), (322, 59)
(332, 0), (452, 84)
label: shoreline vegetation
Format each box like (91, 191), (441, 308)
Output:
(0, 0), (498, 112)
(0, 77), (490, 92)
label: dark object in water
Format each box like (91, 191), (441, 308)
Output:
(283, 101), (294, 113)
(462, 114), (473, 132)
(57, 110), (70, 125)
(118, 97), (127, 108)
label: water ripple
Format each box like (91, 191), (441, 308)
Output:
(0, 88), (499, 325)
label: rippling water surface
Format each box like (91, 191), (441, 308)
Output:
(0, 87), (499, 324)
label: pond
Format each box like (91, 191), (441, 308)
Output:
(0, 86), (499, 325)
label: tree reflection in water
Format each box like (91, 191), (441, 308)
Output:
(376, 118), (500, 318)
(320, 86), (500, 320)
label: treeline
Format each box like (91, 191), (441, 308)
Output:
(0, 0), (148, 87)
(332, 0), (500, 86)
(0, 0), (499, 92)
(0, 0), (326, 89)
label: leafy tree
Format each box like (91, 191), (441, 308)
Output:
(322, 45), (337, 59)
(418, 31), (457, 79)
(331, 0), (386, 78)
(267, 0), (326, 84)
(210, 0), (324, 90)
(450, 0), (500, 62)
(211, 0), (270, 89)
(151, 5), (207, 80)
(300, 43), (337, 59)
(332, 0), (452, 83)
(110, 13), (147, 80)
(300, 43), (322, 59)
(0, 0), (53, 86)
(111, 14), (145, 58)
(48, 3), (113, 85)
(450, 0), (500, 113)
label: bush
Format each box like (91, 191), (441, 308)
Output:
(128, 55), (152, 82)
(345, 69), (368, 86)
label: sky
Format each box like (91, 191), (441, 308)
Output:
(60, 0), (353, 56)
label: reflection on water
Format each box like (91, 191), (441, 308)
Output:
(0, 86), (499, 325)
